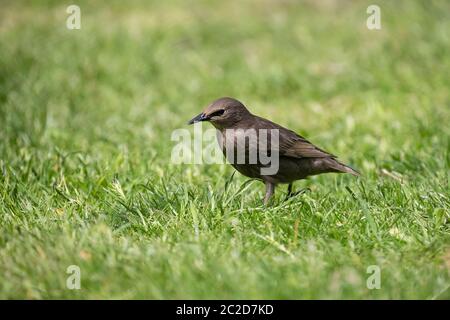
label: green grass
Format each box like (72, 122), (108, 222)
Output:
(0, 0), (449, 299)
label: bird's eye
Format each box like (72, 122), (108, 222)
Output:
(210, 109), (225, 117)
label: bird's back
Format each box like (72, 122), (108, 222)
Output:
(217, 113), (359, 183)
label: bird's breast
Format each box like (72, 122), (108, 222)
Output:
(215, 128), (278, 179)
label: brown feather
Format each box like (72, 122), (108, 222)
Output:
(188, 97), (360, 204)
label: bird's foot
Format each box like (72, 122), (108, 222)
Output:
(285, 187), (311, 201)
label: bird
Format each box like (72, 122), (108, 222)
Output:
(188, 97), (359, 204)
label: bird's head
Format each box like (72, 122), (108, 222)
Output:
(188, 97), (251, 129)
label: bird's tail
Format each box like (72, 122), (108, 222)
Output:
(330, 159), (361, 176)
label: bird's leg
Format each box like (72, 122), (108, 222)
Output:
(264, 182), (275, 205)
(285, 183), (310, 200)
(287, 183), (293, 197)
(284, 183), (293, 201)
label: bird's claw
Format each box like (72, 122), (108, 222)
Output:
(285, 187), (311, 201)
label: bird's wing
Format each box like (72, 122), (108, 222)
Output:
(281, 134), (336, 158)
(252, 116), (336, 159)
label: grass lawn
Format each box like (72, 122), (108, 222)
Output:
(0, 0), (449, 299)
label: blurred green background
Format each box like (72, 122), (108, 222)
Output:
(0, 0), (449, 299)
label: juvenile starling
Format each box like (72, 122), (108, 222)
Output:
(188, 97), (359, 204)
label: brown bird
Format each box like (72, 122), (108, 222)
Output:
(188, 97), (359, 204)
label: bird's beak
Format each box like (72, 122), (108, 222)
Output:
(187, 112), (209, 125)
